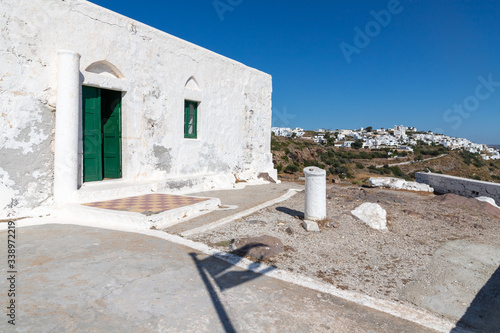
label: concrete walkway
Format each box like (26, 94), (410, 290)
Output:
(0, 224), (438, 332)
(166, 182), (304, 234)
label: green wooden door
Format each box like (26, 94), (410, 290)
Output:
(102, 90), (122, 179)
(83, 86), (102, 182)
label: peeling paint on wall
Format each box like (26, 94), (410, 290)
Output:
(153, 145), (172, 173)
(0, 167), (17, 210)
(0, 0), (276, 215)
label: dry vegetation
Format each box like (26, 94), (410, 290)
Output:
(271, 135), (500, 184)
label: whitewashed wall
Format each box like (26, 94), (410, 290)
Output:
(0, 0), (276, 215)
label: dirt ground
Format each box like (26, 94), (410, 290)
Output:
(191, 184), (500, 310)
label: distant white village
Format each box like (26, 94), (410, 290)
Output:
(271, 125), (500, 160)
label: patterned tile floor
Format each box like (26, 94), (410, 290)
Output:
(83, 193), (209, 215)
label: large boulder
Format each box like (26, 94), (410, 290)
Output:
(369, 177), (434, 192)
(231, 235), (284, 260)
(370, 177), (404, 189)
(351, 203), (388, 231)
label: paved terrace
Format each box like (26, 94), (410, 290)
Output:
(1, 224), (437, 332)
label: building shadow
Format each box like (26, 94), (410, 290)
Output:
(275, 206), (304, 218)
(451, 265), (500, 332)
(189, 245), (276, 333)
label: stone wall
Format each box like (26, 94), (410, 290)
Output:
(0, 0), (275, 215)
(415, 172), (500, 205)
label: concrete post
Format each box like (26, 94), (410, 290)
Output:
(304, 167), (326, 220)
(54, 50), (81, 203)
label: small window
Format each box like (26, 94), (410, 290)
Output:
(184, 100), (198, 139)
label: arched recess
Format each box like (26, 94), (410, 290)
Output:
(185, 76), (200, 91)
(85, 60), (124, 79)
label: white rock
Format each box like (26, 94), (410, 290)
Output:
(402, 181), (434, 192)
(369, 177), (396, 188)
(351, 203), (388, 231)
(475, 196), (500, 209)
(369, 177), (433, 192)
(302, 220), (320, 232)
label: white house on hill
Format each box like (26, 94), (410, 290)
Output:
(0, 0), (277, 216)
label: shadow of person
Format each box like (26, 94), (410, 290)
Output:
(189, 247), (276, 333)
(451, 265), (500, 332)
(276, 206), (304, 218)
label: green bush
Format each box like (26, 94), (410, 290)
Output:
(284, 164), (299, 174)
(329, 165), (352, 178)
(390, 166), (412, 181)
(368, 165), (384, 175)
(390, 166), (404, 177)
(460, 151), (485, 168)
(351, 139), (363, 149)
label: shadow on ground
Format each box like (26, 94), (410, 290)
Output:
(190, 245), (276, 333)
(276, 206), (304, 218)
(452, 265), (500, 332)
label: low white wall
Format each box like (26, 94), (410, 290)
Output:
(415, 172), (500, 205)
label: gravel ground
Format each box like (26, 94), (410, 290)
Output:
(191, 184), (500, 305)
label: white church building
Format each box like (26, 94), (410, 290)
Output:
(0, 0), (277, 217)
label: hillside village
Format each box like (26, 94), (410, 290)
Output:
(272, 125), (500, 160)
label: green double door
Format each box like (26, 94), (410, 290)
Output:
(83, 86), (122, 182)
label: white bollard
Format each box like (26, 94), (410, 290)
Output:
(304, 167), (327, 221)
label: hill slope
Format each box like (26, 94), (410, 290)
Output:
(271, 136), (500, 184)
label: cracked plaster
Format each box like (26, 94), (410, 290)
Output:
(0, 0), (276, 216)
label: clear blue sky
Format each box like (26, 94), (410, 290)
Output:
(88, 0), (500, 144)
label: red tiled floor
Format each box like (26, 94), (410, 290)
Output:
(83, 194), (209, 215)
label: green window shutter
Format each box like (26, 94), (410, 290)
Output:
(103, 90), (122, 179)
(82, 86), (103, 182)
(193, 103), (197, 138)
(184, 101), (189, 138)
(184, 100), (198, 139)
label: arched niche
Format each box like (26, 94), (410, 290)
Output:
(85, 60), (124, 79)
(185, 76), (200, 91)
